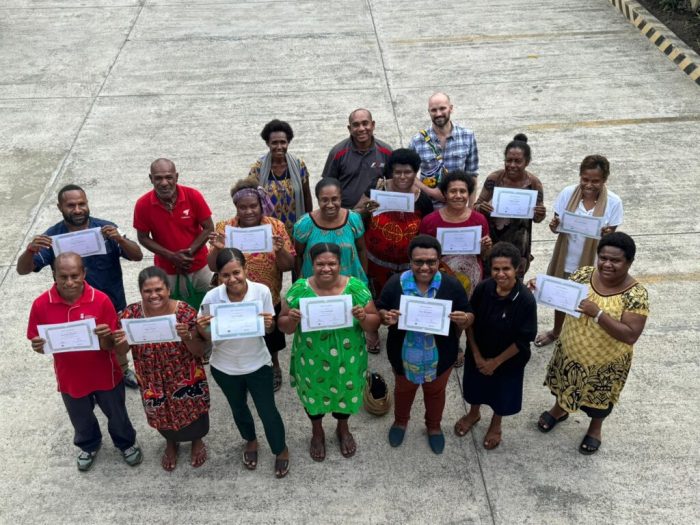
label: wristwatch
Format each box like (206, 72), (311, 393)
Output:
(593, 309), (604, 324)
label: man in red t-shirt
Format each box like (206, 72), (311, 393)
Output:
(27, 253), (143, 472)
(133, 158), (215, 296)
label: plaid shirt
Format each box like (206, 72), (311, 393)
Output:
(408, 124), (479, 186)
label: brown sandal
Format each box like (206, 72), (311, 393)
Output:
(454, 414), (481, 437)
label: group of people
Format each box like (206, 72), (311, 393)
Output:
(22, 92), (648, 478)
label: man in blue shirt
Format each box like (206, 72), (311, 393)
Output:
(408, 93), (479, 207)
(17, 184), (143, 388)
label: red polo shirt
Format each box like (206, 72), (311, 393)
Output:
(27, 283), (122, 398)
(133, 184), (212, 274)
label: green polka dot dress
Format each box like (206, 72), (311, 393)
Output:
(286, 277), (370, 416)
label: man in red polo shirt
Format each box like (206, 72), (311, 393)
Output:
(133, 158), (215, 297)
(27, 252), (142, 472)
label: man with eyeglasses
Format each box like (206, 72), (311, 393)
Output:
(376, 235), (473, 454)
(17, 184), (143, 389)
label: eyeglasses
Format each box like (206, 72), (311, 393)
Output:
(411, 259), (439, 268)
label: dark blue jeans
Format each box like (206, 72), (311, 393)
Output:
(61, 381), (137, 453)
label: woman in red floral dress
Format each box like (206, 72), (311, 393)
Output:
(114, 266), (210, 471)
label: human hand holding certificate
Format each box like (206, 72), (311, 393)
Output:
(37, 318), (101, 354)
(490, 187), (538, 219)
(121, 314), (180, 344)
(210, 301), (265, 341)
(398, 295), (452, 336)
(559, 211), (604, 239)
(224, 224), (273, 253)
(299, 295), (353, 333)
(52, 227), (107, 257)
(369, 189), (415, 216)
(437, 225), (482, 255)
(534, 274), (589, 318)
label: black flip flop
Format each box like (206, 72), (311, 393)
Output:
(243, 450), (258, 470)
(537, 411), (569, 433)
(579, 435), (601, 455)
(274, 458), (290, 478)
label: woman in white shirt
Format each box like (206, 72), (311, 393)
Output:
(534, 155), (623, 347)
(197, 248), (289, 478)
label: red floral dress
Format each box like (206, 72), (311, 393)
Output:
(120, 301), (210, 431)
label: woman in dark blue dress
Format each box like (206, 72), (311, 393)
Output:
(453, 242), (537, 449)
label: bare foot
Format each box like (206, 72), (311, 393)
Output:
(161, 441), (178, 471)
(190, 439), (207, 468)
(309, 432), (326, 462)
(336, 429), (356, 458)
(454, 412), (481, 437)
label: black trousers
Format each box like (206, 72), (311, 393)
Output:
(61, 381), (137, 453)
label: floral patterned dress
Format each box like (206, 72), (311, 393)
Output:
(120, 301), (210, 431)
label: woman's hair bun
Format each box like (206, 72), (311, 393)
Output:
(513, 133), (528, 143)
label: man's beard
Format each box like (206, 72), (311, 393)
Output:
(63, 211), (89, 226)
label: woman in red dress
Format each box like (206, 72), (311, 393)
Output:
(114, 266), (210, 471)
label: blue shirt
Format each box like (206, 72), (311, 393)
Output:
(33, 217), (130, 311)
(408, 123), (479, 184)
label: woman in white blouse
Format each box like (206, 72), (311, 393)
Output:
(534, 155), (623, 347)
(196, 248), (290, 478)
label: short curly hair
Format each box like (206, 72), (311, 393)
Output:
(260, 119), (294, 143)
(438, 170), (476, 196)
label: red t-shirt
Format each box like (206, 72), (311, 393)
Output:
(133, 184), (212, 274)
(27, 283), (122, 398)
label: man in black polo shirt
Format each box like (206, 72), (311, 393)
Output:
(321, 108), (393, 208)
(17, 184), (143, 388)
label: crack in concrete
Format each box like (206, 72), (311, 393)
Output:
(0, 0), (147, 290)
(366, 0), (402, 145)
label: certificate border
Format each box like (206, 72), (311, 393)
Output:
(536, 277), (588, 317)
(437, 226), (481, 255)
(400, 297), (450, 336)
(370, 189), (415, 215)
(558, 211), (604, 239)
(122, 316), (179, 344)
(53, 228), (106, 257)
(225, 224), (273, 253)
(300, 296), (352, 333)
(211, 301), (264, 340)
(491, 188), (537, 219)
(43, 321), (99, 353)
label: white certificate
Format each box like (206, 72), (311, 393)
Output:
(559, 211), (604, 239)
(224, 224), (273, 253)
(51, 227), (107, 257)
(490, 187), (538, 219)
(37, 318), (100, 354)
(437, 225), (482, 255)
(534, 274), (589, 318)
(210, 301), (265, 341)
(369, 189), (415, 216)
(398, 295), (452, 336)
(299, 295), (353, 333)
(121, 314), (181, 345)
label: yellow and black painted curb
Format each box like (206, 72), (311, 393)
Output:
(610, 0), (700, 86)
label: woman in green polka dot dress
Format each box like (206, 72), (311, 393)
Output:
(279, 243), (380, 462)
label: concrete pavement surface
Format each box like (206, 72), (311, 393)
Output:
(1, 0), (699, 523)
